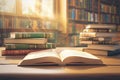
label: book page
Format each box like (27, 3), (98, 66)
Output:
(59, 49), (100, 61)
(18, 49), (62, 66)
(23, 49), (60, 60)
(59, 49), (101, 65)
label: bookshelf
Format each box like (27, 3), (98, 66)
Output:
(59, 0), (120, 46)
(66, 0), (120, 33)
(100, 0), (120, 24)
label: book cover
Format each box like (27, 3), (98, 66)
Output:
(84, 48), (120, 56)
(83, 28), (114, 33)
(4, 38), (47, 44)
(87, 44), (120, 51)
(79, 40), (116, 45)
(10, 32), (53, 39)
(18, 49), (103, 66)
(2, 49), (46, 56)
(80, 32), (118, 37)
(5, 43), (56, 50)
(86, 24), (116, 29)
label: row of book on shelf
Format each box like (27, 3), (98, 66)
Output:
(68, 8), (98, 23)
(1, 32), (56, 56)
(101, 3), (116, 14)
(68, 0), (98, 11)
(68, 8), (120, 24)
(68, 0), (120, 24)
(79, 24), (120, 56)
(69, 0), (117, 14)
(0, 16), (58, 30)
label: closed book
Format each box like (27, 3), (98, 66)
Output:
(79, 40), (116, 45)
(80, 41), (96, 44)
(10, 32), (53, 39)
(84, 48), (120, 56)
(87, 44), (120, 51)
(79, 37), (119, 42)
(83, 28), (113, 33)
(86, 24), (116, 29)
(5, 43), (56, 50)
(4, 38), (47, 44)
(2, 49), (45, 56)
(80, 32), (118, 37)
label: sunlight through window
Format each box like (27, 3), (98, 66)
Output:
(22, 0), (54, 19)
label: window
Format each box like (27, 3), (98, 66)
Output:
(0, 0), (16, 13)
(22, 0), (54, 19)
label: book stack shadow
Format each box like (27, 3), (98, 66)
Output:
(79, 24), (120, 56)
(2, 32), (56, 56)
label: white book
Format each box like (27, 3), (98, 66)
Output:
(86, 24), (116, 29)
(80, 41), (94, 44)
(18, 49), (103, 66)
(80, 32), (118, 37)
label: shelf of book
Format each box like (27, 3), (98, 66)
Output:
(66, 0), (99, 46)
(64, 0), (120, 46)
(66, 0), (120, 33)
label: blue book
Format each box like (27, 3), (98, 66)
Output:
(71, 8), (75, 20)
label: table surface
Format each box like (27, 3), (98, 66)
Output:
(0, 47), (120, 80)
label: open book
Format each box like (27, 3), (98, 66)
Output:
(18, 49), (103, 66)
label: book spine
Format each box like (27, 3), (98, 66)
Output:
(4, 38), (48, 44)
(108, 49), (120, 56)
(16, 33), (45, 38)
(2, 49), (43, 56)
(83, 28), (113, 33)
(86, 24), (116, 29)
(79, 37), (112, 41)
(5, 43), (56, 50)
(80, 32), (116, 37)
(68, 8), (76, 20)
(79, 40), (117, 45)
(4, 16), (13, 29)
(11, 32), (53, 39)
(84, 48), (120, 56)
(68, 0), (75, 7)
(0, 16), (3, 29)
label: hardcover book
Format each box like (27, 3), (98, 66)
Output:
(5, 43), (56, 50)
(87, 44), (120, 51)
(2, 49), (45, 56)
(18, 49), (103, 66)
(86, 24), (116, 29)
(4, 38), (47, 44)
(80, 32), (118, 37)
(83, 48), (120, 56)
(10, 32), (53, 39)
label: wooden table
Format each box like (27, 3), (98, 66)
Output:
(0, 47), (120, 80)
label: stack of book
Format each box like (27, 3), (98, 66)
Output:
(2, 32), (56, 56)
(79, 24), (120, 56)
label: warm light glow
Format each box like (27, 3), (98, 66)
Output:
(22, 0), (54, 19)
(41, 0), (54, 19)
(0, 0), (16, 13)
(22, 0), (35, 14)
